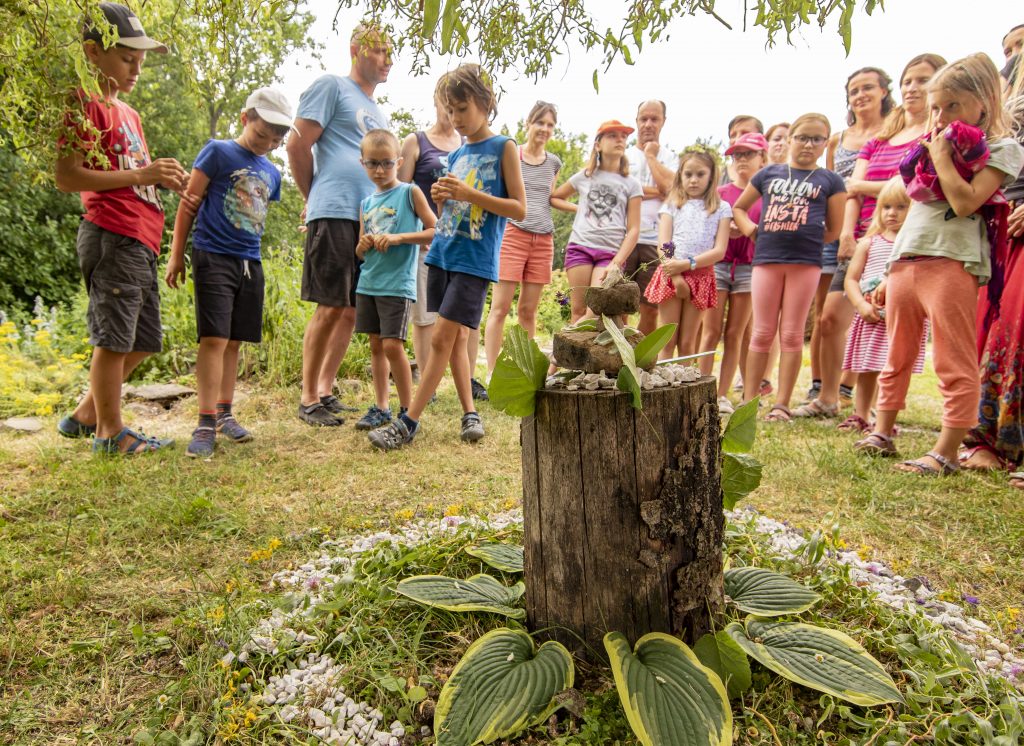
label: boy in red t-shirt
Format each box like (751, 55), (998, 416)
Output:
(55, 2), (195, 454)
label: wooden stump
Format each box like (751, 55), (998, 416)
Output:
(521, 379), (723, 660)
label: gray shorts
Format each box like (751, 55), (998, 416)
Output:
(714, 262), (753, 294)
(301, 218), (360, 307)
(411, 248), (437, 327)
(355, 293), (412, 340)
(829, 260), (849, 293)
(76, 220), (162, 354)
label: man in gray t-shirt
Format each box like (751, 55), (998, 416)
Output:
(624, 100), (676, 334)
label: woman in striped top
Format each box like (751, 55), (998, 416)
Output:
(484, 101), (574, 374)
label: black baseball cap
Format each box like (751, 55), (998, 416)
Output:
(83, 2), (168, 53)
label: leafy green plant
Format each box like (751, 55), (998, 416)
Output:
(726, 617), (905, 706)
(719, 397), (764, 509)
(434, 628), (574, 746)
(465, 543), (524, 573)
(487, 325), (549, 417)
(604, 631), (732, 746)
(723, 566), (822, 616)
(692, 630), (752, 700)
(396, 573), (527, 619)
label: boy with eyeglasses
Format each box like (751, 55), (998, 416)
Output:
(353, 129), (437, 430)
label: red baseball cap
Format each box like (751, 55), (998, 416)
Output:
(725, 132), (769, 155)
(596, 119), (635, 137)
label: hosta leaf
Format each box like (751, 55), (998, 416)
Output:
(488, 325), (548, 417)
(603, 315), (643, 409)
(723, 567), (821, 616)
(726, 619), (904, 706)
(722, 452), (762, 509)
(396, 574), (526, 619)
(435, 628), (574, 746)
(693, 631), (752, 699)
(605, 631), (732, 746)
(633, 323), (676, 368)
(465, 543), (524, 573)
(721, 397), (758, 453)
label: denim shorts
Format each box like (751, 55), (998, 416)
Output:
(714, 262), (753, 294)
(821, 241), (839, 275)
(76, 220), (162, 354)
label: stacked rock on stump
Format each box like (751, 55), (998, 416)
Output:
(551, 280), (650, 375)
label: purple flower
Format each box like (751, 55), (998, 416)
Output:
(555, 290), (570, 307)
(962, 594), (980, 605)
(1010, 664), (1023, 680)
(661, 241), (676, 258)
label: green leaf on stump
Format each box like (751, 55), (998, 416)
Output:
(605, 631), (732, 746)
(693, 630), (752, 699)
(435, 628), (574, 746)
(722, 452), (763, 509)
(396, 574), (526, 619)
(465, 543), (524, 573)
(726, 618), (904, 706)
(602, 315), (643, 409)
(721, 396), (759, 453)
(634, 323), (676, 368)
(488, 325), (548, 417)
(723, 567), (821, 616)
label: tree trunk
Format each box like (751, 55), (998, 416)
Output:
(521, 380), (723, 660)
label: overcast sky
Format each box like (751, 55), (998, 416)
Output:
(277, 0), (1017, 152)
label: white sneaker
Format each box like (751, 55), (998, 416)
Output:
(718, 396), (735, 415)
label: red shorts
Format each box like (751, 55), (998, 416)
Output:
(644, 264), (718, 311)
(498, 224), (553, 284)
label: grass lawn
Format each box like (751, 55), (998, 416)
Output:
(0, 358), (1021, 743)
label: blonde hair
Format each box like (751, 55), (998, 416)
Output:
(790, 112), (832, 137)
(667, 150), (721, 214)
(436, 64), (498, 122)
(929, 54), (1010, 139)
(361, 128), (400, 154)
(865, 177), (910, 237)
(876, 53), (947, 142)
(584, 135), (630, 177)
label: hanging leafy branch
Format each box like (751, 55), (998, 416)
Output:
(339, 0), (884, 83)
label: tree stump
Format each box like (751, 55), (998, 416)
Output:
(521, 379), (723, 660)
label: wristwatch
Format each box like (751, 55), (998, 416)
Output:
(688, 257), (697, 271)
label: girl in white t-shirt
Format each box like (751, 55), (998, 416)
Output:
(644, 149), (732, 359)
(552, 119), (643, 322)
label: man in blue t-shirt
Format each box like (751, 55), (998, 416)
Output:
(287, 22), (392, 426)
(167, 87), (289, 458)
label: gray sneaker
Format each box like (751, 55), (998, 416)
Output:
(355, 405), (392, 431)
(298, 402), (343, 426)
(460, 412), (485, 442)
(368, 418), (418, 451)
(217, 414), (253, 443)
(186, 426), (216, 458)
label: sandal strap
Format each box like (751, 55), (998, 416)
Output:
(925, 451), (959, 474)
(899, 458), (941, 475)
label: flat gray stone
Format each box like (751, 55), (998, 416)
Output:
(339, 378), (363, 393)
(122, 383), (195, 406)
(2, 417), (43, 433)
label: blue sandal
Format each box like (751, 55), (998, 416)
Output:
(57, 414), (96, 439)
(92, 427), (173, 456)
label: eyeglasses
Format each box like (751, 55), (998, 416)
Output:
(361, 159), (397, 170)
(792, 135), (828, 146)
(731, 150), (761, 160)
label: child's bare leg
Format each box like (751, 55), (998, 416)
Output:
(449, 326), (475, 414)
(657, 298), (682, 359)
(368, 335), (390, 410)
(219, 340), (241, 404)
(484, 280), (517, 374)
(566, 265), (593, 322)
(90, 347), (130, 442)
(382, 337), (413, 410)
(718, 292), (751, 398)
(853, 371), (878, 423)
(743, 350), (770, 404)
(679, 302), (704, 357)
(699, 292), (727, 377)
(72, 350), (149, 425)
(196, 337), (229, 414)
(407, 317), (461, 421)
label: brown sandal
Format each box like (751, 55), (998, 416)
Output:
(895, 451), (959, 476)
(792, 398), (840, 418)
(764, 404), (792, 422)
(854, 432), (898, 457)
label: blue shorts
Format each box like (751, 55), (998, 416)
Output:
(821, 241), (839, 275)
(425, 266), (489, 329)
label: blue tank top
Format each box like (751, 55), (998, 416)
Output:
(426, 135), (512, 283)
(412, 131), (452, 216)
(358, 183), (422, 300)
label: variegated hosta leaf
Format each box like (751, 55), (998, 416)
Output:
(465, 543), (525, 573)
(726, 618), (904, 706)
(693, 630), (752, 699)
(723, 566), (822, 616)
(605, 631), (732, 746)
(396, 574), (526, 619)
(435, 628), (574, 746)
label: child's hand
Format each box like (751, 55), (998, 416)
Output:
(838, 232), (857, 260)
(178, 191), (202, 216)
(925, 128), (952, 161)
(165, 256), (186, 289)
(140, 158), (189, 192)
(1009, 203), (1024, 238)
(433, 175), (473, 203)
(873, 279), (887, 307)
(373, 234), (391, 253)
(728, 220), (742, 239)
(663, 258), (688, 276)
(356, 234), (374, 259)
(858, 300), (881, 324)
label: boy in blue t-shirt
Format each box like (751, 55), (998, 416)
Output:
(353, 129), (437, 430)
(166, 87), (291, 458)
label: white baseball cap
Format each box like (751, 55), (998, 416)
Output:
(244, 87), (294, 129)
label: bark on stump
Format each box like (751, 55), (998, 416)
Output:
(521, 379), (723, 660)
